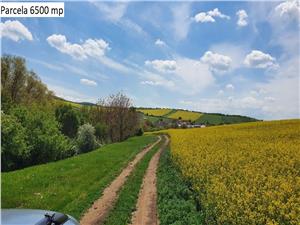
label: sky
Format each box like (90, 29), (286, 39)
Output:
(1, 0), (299, 120)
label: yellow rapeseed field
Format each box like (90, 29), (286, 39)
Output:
(138, 108), (172, 117)
(167, 110), (202, 121)
(167, 120), (300, 225)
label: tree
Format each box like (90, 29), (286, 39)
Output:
(77, 123), (98, 153)
(98, 93), (139, 142)
(95, 122), (108, 142)
(1, 55), (53, 111)
(136, 128), (144, 136)
(1, 113), (29, 171)
(55, 105), (81, 138)
(10, 105), (72, 166)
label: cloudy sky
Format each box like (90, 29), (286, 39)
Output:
(1, 1), (299, 120)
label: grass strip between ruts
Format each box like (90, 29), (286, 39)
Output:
(103, 135), (165, 225)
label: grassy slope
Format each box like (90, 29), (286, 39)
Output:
(157, 148), (204, 225)
(196, 113), (257, 125)
(2, 135), (156, 220)
(104, 136), (165, 225)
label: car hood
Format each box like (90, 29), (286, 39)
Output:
(1, 209), (79, 225)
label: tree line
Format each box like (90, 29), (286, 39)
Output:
(1, 55), (143, 172)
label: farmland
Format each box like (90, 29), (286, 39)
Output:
(167, 110), (202, 121)
(167, 120), (300, 224)
(138, 108), (258, 129)
(195, 113), (257, 125)
(138, 108), (173, 117)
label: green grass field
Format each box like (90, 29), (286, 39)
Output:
(1, 135), (156, 220)
(196, 113), (257, 125)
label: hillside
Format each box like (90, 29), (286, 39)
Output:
(54, 98), (258, 129)
(137, 107), (258, 126)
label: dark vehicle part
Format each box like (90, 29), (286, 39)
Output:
(35, 212), (68, 225)
(1, 209), (79, 225)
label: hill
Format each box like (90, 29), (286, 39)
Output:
(137, 107), (258, 126)
(54, 98), (258, 129)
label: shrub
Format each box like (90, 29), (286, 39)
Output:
(94, 122), (108, 142)
(55, 105), (81, 138)
(77, 123), (98, 153)
(136, 128), (144, 136)
(1, 113), (29, 171)
(9, 105), (72, 166)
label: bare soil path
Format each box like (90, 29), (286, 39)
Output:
(129, 135), (169, 225)
(80, 136), (162, 225)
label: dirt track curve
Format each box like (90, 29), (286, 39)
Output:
(80, 135), (162, 225)
(129, 135), (169, 225)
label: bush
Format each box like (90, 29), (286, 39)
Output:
(136, 128), (144, 136)
(77, 123), (98, 153)
(9, 105), (72, 166)
(55, 105), (81, 138)
(1, 113), (29, 171)
(95, 122), (108, 142)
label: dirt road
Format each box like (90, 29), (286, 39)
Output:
(129, 135), (169, 225)
(80, 136), (162, 225)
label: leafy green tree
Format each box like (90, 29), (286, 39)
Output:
(1, 113), (29, 171)
(10, 105), (72, 165)
(55, 105), (81, 138)
(136, 128), (144, 136)
(1, 55), (53, 111)
(94, 122), (108, 142)
(77, 123), (97, 153)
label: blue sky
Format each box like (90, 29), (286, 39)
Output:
(1, 1), (299, 120)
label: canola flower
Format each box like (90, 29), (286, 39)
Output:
(167, 120), (300, 225)
(138, 108), (172, 117)
(167, 110), (202, 121)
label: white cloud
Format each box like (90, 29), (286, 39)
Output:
(145, 59), (177, 72)
(180, 55), (299, 119)
(210, 43), (249, 69)
(236, 9), (248, 27)
(201, 51), (232, 73)
(250, 90), (259, 96)
(218, 90), (224, 95)
(244, 50), (278, 69)
(47, 34), (109, 60)
(91, 2), (128, 22)
(275, 0), (300, 21)
(226, 84), (235, 91)
(80, 78), (97, 86)
(171, 3), (192, 40)
(140, 70), (175, 89)
(141, 56), (215, 95)
(47, 84), (97, 103)
(179, 96), (263, 116)
(172, 57), (215, 95)
(91, 2), (148, 38)
(155, 39), (166, 46)
(264, 96), (275, 102)
(0, 20), (33, 42)
(194, 8), (230, 23)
